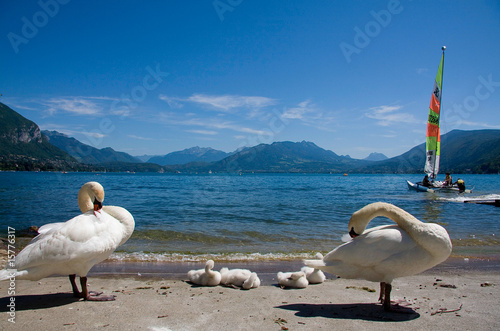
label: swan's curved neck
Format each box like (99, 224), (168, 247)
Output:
(349, 202), (421, 235)
(78, 182), (105, 214)
(78, 188), (94, 213)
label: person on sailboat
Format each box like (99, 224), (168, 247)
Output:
(444, 173), (453, 186)
(453, 178), (466, 192)
(422, 174), (431, 187)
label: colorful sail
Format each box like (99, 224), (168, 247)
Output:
(424, 47), (445, 179)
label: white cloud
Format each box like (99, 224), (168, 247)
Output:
(188, 94), (276, 111)
(80, 131), (106, 139)
(43, 97), (104, 116)
(128, 134), (153, 140)
(186, 129), (218, 135)
(158, 95), (184, 109)
(159, 93), (277, 112)
(281, 100), (315, 119)
(279, 100), (336, 132)
(366, 105), (420, 126)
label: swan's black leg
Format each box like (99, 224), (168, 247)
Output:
(69, 274), (81, 297)
(383, 283), (392, 311)
(379, 282), (385, 302)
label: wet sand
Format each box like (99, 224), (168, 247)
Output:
(1, 257), (499, 330)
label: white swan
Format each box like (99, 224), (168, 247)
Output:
(0, 182), (135, 301)
(277, 271), (308, 289)
(220, 267), (261, 289)
(187, 260), (221, 286)
(305, 202), (452, 311)
(301, 253), (326, 284)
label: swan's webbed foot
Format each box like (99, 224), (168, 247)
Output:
(69, 275), (116, 301)
(385, 300), (415, 313)
(84, 293), (116, 301)
(379, 282), (414, 313)
(80, 276), (116, 301)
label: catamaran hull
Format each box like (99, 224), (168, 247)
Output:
(407, 180), (434, 193)
(407, 180), (472, 193)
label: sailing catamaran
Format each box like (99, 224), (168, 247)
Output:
(407, 47), (472, 193)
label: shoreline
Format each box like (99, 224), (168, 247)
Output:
(88, 256), (500, 285)
(1, 264), (498, 330)
(1, 246), (499, 330)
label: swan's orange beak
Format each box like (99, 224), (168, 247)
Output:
(349, 227), (359, 238)
(94, 199), (103, 212)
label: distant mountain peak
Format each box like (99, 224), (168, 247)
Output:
(364, 152), (388, 161)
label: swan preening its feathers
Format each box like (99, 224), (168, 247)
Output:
(305, 202), (452, 311)
(0, 182), (135, 301)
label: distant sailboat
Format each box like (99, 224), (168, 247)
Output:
(407, 47), (471, 193)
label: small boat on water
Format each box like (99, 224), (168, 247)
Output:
(407, 180), (472, 193)
(406, 47), (472, 194)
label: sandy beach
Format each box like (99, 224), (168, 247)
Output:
(1, 258), (499, 331)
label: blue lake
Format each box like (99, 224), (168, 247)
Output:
(1, 172), (499, 262)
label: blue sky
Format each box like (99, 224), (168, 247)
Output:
(1, 0), (499, 159)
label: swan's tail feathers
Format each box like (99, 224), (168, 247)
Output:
(0, 269), (28, 281)
(304, 259), (326, 269)
(0, 269), (12, 281)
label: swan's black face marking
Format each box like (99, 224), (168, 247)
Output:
(349, 227), (359, 238)
(93, 198), (103, 211)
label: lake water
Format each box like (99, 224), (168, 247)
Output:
(1, 172), (499, 262)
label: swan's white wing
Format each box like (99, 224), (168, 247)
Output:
(14, 211), (125, 271)
(102, 205), (135, 246)
(324, 225), (417, 267)
(37, 222), (66, 235)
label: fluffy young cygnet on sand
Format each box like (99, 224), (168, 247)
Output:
(301, 253), (326, 284)
(187, 260), (221, 286)
(220, 268), (261, 289)
(277, 271), (309, 289)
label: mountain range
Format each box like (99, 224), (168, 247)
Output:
(1, 102), (499, 173)
(148, 146), (231, 165)
(43, 130), (142, 164)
